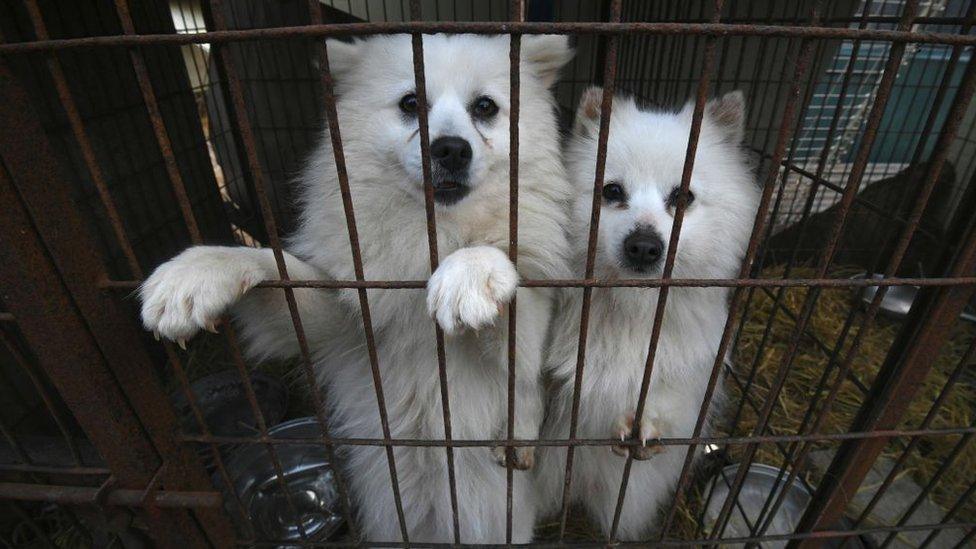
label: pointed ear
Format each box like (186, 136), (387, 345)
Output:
(573, 86), (604, 138)
(323, 39), (360, 79)
(521, 34), (574, 88)
(705, 90), (746, 144)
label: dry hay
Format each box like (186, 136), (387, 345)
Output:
(725, 266), (976, 527)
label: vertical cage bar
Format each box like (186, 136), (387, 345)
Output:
(206, 0), (414, 542)
(506, 0), (524, 543)
(408, 0), (460, 542)
(0, 41), (236, 547)
(607, 1), (724, 541)
(556, 0), (622, 540)
(14, 5), (249, 540)
(711, 0), (922, 537)
(658, 0), (827, 536)
(750, 25), (976, 544)
(792, 158), (976, 549)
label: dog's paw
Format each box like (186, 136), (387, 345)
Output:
(140, 247), (263, 346)
(611, 412), (666, 461)
(426, 246), (518, 335)
(492, 446), (535, 471)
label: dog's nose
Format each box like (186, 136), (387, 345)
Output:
(623, 230), (664, 269)
(430, 136), (472, 172)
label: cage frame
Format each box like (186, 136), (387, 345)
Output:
(1, 0), (976, 547)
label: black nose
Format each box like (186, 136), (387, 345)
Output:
(623, 230), (664, 269)
(430, 136), (472, 172)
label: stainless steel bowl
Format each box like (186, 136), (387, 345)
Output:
(703, 463), (811, 547)
(854, 273), (976, 322)
(217, 417), (344, 543)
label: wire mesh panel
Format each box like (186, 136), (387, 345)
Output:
(0, 0), (975, 547)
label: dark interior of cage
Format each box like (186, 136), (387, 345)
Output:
(1, 0), (975, 547)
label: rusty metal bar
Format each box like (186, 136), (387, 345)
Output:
(657, 0), (827, 535)
(0, 463), (110, 476)
(920, 477), (976, 548)
(750, 19), (976, 542)
(101, 276), (976, 290)
(853, 334), (976, 528)
(791, 214), (976, 543)
(505, 0), (525, 543)
(0, 130), (205, 548)
(0, 328), (83, 466)
(710, 2), (922, 540)
(300, 0), (373, 539)
(234, 520), (976, 548)
(408, 0), (460, 541)
(609, 0), (725, 541)
(0, 53), (232, 547)
(179, 423), (976, 448)
(8, 22), (976, 53)
(22, 0), (251, 540)
(112, 0), (201, 241)
(205, 0), (398, 542)
(557, 0), (622, 540)
(0, 481), (222, 508)
(18, 1), (141, 278)
(878, 417), (976, 548)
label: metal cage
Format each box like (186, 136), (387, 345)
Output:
(1, 0), (975, 547)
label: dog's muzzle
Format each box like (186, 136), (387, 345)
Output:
(430, 136), (472, 205)
(622, 227), (665, 273)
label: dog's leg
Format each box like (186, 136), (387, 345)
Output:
(491, 374), (542, 471)
(140, 245), (344, 360)
(426, 246), (518, 335)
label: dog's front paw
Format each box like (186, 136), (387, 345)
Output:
(612, 412), (666, 461)
(140, 246), (263, 346)
(426, 246), (518, 335)
(492, 445), (535, 471)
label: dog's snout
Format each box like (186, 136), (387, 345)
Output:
(431, 136), (472, 172)
(623, 230), (664, 270)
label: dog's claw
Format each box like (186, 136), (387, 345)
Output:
(204, 321), (219, 334)
(177, 338), (187, 350)
(153, 330), (160, 341)
(613, 412), (666, 461)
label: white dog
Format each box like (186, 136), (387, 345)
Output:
(536, 88), (759, 540)
(140, 34), (573, 543)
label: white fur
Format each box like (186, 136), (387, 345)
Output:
(140, 34), (573, 544)
(535, 89), (759, 540)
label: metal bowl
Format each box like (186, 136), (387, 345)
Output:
(853, 273), (976, 322)
(703, 463), (867, 548)
(217, 417), (344, 543)
(704, 463), (839, 548)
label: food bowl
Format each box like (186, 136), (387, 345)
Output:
(216, 417), (344, 543)
(853, 273), (976, 322)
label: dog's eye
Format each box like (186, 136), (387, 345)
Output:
(601, 182), (626, 203)
(666, 186), (695, 210)
(399, 93), (418, 115)
(472, 96), (499, 119)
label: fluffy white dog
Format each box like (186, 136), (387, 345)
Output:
(536, 88), (759, 540)
(140, 34), (573, 543)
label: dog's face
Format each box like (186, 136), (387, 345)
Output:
(326, 34), (572, 206)
(566, 90), (759, 279)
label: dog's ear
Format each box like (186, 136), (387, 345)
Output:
(705, 90), (746, 144)
(573, 86), (604, 138)
(323, 39), (360, 79)
(521, 35), (574, 88)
